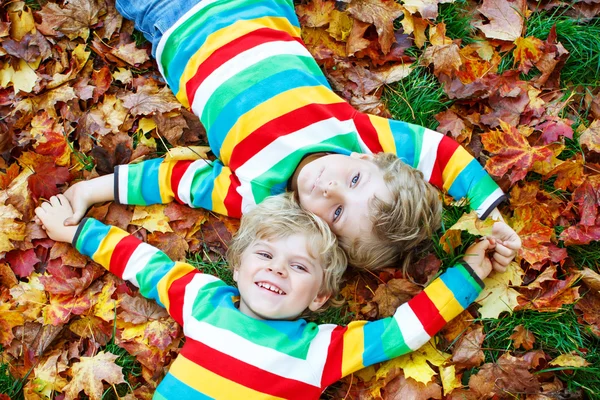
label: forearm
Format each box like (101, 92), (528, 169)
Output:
(85, 173), (115, 203)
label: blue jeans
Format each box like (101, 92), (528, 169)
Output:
(116, 0), (199, 56)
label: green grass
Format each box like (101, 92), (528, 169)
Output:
(383, 67), (452, 130)
(431, 202), (478, 269)
(0, 362), (24, 400)
(187, 251), (235, 287)
(567, 243), (600, 273)
(24, 0), (43, 11)
(480, 307), (600, 398)
(437, 0), (475, 45)
(132, 30), (149, 48)
(101, 341), (142, 400)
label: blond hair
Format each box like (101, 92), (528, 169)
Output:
(226, 192), (348, 312)
(342, 152), (442, 272)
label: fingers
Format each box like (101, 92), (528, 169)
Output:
(492, 260), (508, 273)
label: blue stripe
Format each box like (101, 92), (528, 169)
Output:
(136, 253), (175, 307)
(447, 159), (486, 201)
(389, 119), (417, 166)
(190, 160), (222, 209)
(362, 319), (388, 366)
(140, 158), (164, 205)
(76, 219), (110, 258)
(156, 372), (212, 399)
(440, 266), (478, 309)
(207, 70), (329, 155)
(164, 1), (299, 94)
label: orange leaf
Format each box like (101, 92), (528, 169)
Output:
(372, 278), (422, 317)
(481, 121), (554, 184)
(452, 325), (485, 368)
(0, 302), (24, 346)
(509, 325), (535, 350)
(513, 36), (544, 73)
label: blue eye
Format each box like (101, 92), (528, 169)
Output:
(351, 173), (360, 186)
(333, 206), (342, 222)
(257, 252), (272, 259)
(292, 264), (308, 272)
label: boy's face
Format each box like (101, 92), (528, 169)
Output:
(295, 153), (392, 244)
(233, 234), (330, 320)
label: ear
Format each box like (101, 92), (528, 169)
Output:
(308, 292), (331, 312)
(233, 268), (239, 283)
(350, 152), (374, 161)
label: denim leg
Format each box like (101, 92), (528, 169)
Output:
(115, 0), (199, 56)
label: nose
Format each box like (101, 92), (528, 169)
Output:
(267, 261), (287, 277)
(322, 181), (340, 198)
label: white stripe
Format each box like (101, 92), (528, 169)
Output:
(393, 304), (430, 351)
(191, 41), (311, 118)
(307, 324), (336, 377)
(182, 274), (220, 326)
(416, 129), (443, 181)
(177, 159), (212, 206)
(185, 319), (329, 386)
(476, 187), (505, 217)
(117, 165), (128, 204)
(155, 0), (221, 76)
(236, 117), (359, 212)
(122, 243), (160, 287)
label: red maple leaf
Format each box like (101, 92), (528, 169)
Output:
(6, 248), (40, 278)
(27, 161), (71, 199)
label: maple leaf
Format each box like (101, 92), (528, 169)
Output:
(473, 0), (526, 42)
(534, 26), (569, 89)
(153, 112), (188, 146)
(402, 0), (442, 19)
(393, 339), (450, 384)
(383, 374), (442, 400)
(435, 109), (469, 144)
(0, 192), (27, 253)
(92, 66), (112, 102)
(118, 294), (169, 324)
(0, 163), (20, 190)
(580, 119), (600, 153)
(481, 120), (554, 184)
(145, 319), (180, 350)
(580, 267), (600, 293)
(69, 315), (112, 345)
(6, 248), (39, 278)
(545, 154), (585, 192)
(296, 0), (335, 28)
(513, 36), (544, 73)
(346, 0), (405, 54)
(0, 302), (24, 346)
(148, 231), (189, 261)
(131, 204), (173, 233)
(37, 0), (103, 41)
(536, 116), (574, 144)
(513, 219), (554, 265)
(63, 351), (125, 400)
(7, 2), (36, 41)
(476, 261), (523, 318)
(575, 290), (600, 337)
(48, 44), (91, 89)
(452, 325), (485, 368)
(560, 224), (600, 246)
(28, 350), (69, 398)
(111, 41), (150, 66)
(573, 177), (600, 226)
(86, 94), (129, 135)
(372, 278), (422, 317)
(327, 10), (353, 42)
(121, 85), (182, 116)
(509, 325), (535, 350)
(517, 265), (580, 312)
(9, 274), (47, 321)
(549, 353), (590, 368)
(0, 262), (18, 289)
(27, 161), (71, 200)
(468, 353), (541, 396)
(439, 365), (462, 396)
(43, 292), (94, 326)
(439, 211), (496, 253)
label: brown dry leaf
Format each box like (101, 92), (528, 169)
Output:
(383, 374), (442, 400)
(63, 351), (125, 400)
(402, 0), (442, 19)
(510, 325), (535, 350)
(452, 325), (485, 368)
(473, 0), (526, 41)
(372, 278), (422, 317)
(346, 0), (405, 54)
(37, 0), (104, 41)
(296, 0), (335, 28)
(469, 353), (541, 396)
(0, 192), (27, 253)
(580, 120), (600, 153)
(26, 350), (69, 398)
(119, 294), (169, 324)
(111, 42), (150, 66)
(580, 267), (600, 292)
(121, 85), (182, 116)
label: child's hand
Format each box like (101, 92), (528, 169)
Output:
(462, 239), (495, 281)
(487, 221), (521, 273)
(63, 181), (93, 226)
(35, 195), (79, 243)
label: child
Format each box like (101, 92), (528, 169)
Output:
(64, 0), (521, 271)
(36, 193), (497, 399)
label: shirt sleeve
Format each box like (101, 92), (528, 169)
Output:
(355, 112), (506, 219)
(114, 157), (241, 217)
(72, 218), (222, 327)
(320, 262), (484, 387)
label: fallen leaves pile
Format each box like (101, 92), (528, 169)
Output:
(1, 0), (600, 398)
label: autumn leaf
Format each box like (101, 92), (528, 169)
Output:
(37, 0), (103, 41)
(383, 374), (442, 400)
(6, 248), (39, 278)
(372, 278), (422, 317)
(393, 339), (450, 384)
(513, 36), (544, 73)
(439, 365), (462, 396)
(121, 85), (182, 116)
(476, 261), (523, 318)
(451, 325), (485, 368)
(0, 192), (27, 253)
(27, 350), (69, 398)
(63, 351), (125, 400)
(131, 204), (173, 233)
(468, 353), (541, 397)
(549, 353), (590, 368)
(580, 267), (600, 293)
(473, 0), (526, 42)
(27, 161), (71, 200)
(509, 325), (535, 350)
(0, 302), (25, 346)
(346, 0), (405, 54)
(296, 0), (335, 28)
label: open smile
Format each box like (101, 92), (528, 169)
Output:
(255, 281), (286, 295)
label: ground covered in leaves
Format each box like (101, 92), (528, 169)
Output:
(1, 0), (600, 399)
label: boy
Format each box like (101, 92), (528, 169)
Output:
(64, 0), (521, 270)
(36, 193), (498, 399)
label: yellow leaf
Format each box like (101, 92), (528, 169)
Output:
(549, 353), (590, 368)
(394, 340), (451, 384)
(119, 322), (147, 342)
(0, 59), (38, 93)
(63, 351), (125, 400)
(8, 2), (36, 41)
(440, 365), (462, 395)
(0, 302), (25, 346)
(9, 274), (47, 321)
(476, 261), (524, 318)
(165, 146), (211, 161)
(138, 117), (157, 134)
(29, 350), (69, 398)
(0, 192), (26, 253)
(131, 204), (173, 233)
(327, 10), (353, 42)
(438, 211), (496, 253)
(93, 281), (118, 322)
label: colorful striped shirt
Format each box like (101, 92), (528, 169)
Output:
(114, 0), (505, 218)
(73, 217), (484, 399)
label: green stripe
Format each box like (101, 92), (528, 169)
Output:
(411, 125), (424, 168)
(381, 318), (411, 359)
(203, 55), (321, 127)
(468, 174), (500, 211)
(126, 164), (146, 205)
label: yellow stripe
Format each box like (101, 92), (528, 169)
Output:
(95, 227), (129, 269)
(442, 146), (471, 192)
(369, 114), (396, 154)
(156, 261), (197, 313)
(212, 166), (233, 215)
(158, 159), (175, 203)
(220, 86), (345, 164)
(170, 355), (286, 399)
(423, 280), (463, 322)
(341, 320), (367, 376)
(176, 17), (301, 108)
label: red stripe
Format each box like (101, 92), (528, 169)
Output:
(320, 325), (347, 387)
(110, 235), (142, 278)
(223, 173), (242, 218)
(180, 337), (322, 399)
(407, 292), (445, 337)
(186, 28), (302, 106)
(166, 271), (197, 326)
(353, 112), (383, 153)
(171, 160), (194, 204)
(230, 102), (354, 169)
(431, 136), (460, 188)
